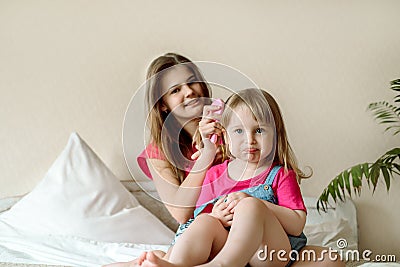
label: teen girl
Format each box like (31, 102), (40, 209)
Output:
(136, 53), (223, 224)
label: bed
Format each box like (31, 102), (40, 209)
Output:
(0, 133), (398, 267)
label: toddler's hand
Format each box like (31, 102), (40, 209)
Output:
(224, 192), (251, 212)
(210, 196), (233, 227)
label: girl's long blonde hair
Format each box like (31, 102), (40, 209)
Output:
(145, 53), (211, 183)
(222, 88), (311, 182)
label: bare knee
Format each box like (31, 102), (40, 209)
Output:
(235, 197), (269, 214)
(193, 213), (223, 228)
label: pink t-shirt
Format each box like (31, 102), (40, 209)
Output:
(137, 142), (193, 179)
(196, 160), (306, 214)
(137, 142), (166, 179)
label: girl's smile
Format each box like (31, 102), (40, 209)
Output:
(183, 98), (201, 107)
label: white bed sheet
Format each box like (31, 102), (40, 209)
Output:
(0, 196), (169, 267)
(1, 197), (399, 267)
(0, 221), (169, 267)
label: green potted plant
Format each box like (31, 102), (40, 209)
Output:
(317, 79), (400, 211)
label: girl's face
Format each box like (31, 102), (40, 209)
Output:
(225, 106), (274, 165)
(160, 65), (206, 122)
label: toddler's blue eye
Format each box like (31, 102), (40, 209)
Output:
(234, 129), (243, 134)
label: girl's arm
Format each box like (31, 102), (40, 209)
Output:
(147, 139), (217, 224)
(261, 201), (306, 236)
(263, 168), (307, 236)
(148, 104), (223, 224)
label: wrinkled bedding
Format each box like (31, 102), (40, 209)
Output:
(1, 218), (397, 267)
(1, 196), (398, 267)
(0, 222), (169, 267)
(0, 195), (168, 267)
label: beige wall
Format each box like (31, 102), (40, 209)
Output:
(0, 0), (399, 258)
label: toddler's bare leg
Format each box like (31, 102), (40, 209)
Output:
(199, 197), (291, 267)
(142, 198), (293, 267)
(140, 214), (229, 267)
(168, 214), (229, 265)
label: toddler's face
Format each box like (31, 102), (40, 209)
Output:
(225, 106), (274, 165)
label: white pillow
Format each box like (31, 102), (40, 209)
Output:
(304, 218), (356, 251)
(303, 197), (358, 252)
(0, 132), (174, 244)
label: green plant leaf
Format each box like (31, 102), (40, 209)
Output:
(337, 173), (346, 196)
(328, 183), (336, 202)
(343, 170), (351, 197)
(317, 189), (329, 212)
(381, 166), (391, 191)
(362, 163), (371, 189)
(370, 163), (380, 192)
(317, 198), (326, 213)
(384, 125), (400, 134)
(317, 79), (400, 212)
(393, 163), (400, 173)
(368, 100), (400, 136)
(333, 178), (344, 201)
(351, 165), (362, 196)
(390, 79), (400, 91)
(386, 148), (400, 155)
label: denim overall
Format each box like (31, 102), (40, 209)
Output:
(173, 166), (307, 266)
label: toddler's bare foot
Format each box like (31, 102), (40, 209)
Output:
(140, 251), (182, 267)
(137, 251), (148, 265)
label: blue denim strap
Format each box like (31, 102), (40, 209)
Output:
(265, 165), (282, 185)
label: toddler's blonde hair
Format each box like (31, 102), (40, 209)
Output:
(222, 88), (311, 181)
